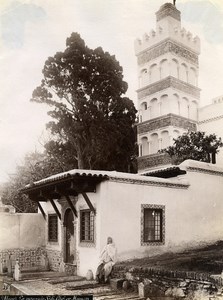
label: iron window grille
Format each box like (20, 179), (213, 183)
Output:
(48, 214), (58, 242)
(143, 208), (163, 242)
(80, 210), (94, 242)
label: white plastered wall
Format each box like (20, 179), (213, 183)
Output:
(97, 166), (223, 261)
(0, 213), (45, 250)
(37, 162), (223, 277)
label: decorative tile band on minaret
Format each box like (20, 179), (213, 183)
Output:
(135, 2), (201, 173)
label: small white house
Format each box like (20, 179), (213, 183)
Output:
(21, 159), (223, 277)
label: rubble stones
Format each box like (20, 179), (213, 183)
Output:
(122, 280), (131, 291)
(110, 278), (125, 290)
(112, 266), (222, 299)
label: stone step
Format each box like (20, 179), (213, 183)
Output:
(95, 289), (123, 298)
(93, 291), (123, 297)
(47, 275), (84, 284)
(21, 266), (48, 272)
(94, 293), (145, 300)
(66, 281), (103, 290)
(20, 271), (67, 280)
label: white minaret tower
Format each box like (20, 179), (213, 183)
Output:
(135, 2), (201, 173)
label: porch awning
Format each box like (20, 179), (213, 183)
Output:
(22, 170), (108, 199)
(21, 170), (109, 219)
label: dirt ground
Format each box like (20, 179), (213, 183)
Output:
(117, 240), (223, 274)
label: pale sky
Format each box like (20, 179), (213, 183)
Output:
(0, 0), (223, 182)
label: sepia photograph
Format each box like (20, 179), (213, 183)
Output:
(0, 0), (223, 299)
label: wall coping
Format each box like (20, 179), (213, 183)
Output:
(108, 174), (189, 189)
(199, 114), (223, 125)
(23, 168), (189, 192)
(180, 160), (223, 177)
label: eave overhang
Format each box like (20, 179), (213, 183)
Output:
(21, 171), (108, 219)
(21, 171), (108, 201)
(143, 167), (186, 179)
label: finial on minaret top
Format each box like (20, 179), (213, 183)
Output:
(156, 2), (181, 22)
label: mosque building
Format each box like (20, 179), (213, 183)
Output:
(1, 2), (223, 281)
(135, 2), (223, 173)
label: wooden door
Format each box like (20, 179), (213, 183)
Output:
(65, 209), (75, 264)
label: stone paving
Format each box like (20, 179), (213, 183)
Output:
(3, 275), (223, 299)
(0, 276), (144, 299)
(13, 279), (112, 295)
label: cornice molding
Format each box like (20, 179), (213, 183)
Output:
(137, 114), (197, 134)
(137, 76), (200, 99)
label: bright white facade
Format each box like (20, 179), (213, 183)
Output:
(136, 2), (223, 173)
(20, 162), (223, 277)
(136, 3), (200, 172)
(1, 2), (223, 281)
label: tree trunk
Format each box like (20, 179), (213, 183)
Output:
(76, 143), (85, 169)
(211, 152), (216, 164)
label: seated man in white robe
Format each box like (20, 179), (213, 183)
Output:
(96, 237), (117, 283)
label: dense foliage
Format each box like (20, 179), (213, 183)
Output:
(32, 32), (137, 172)
(160, 131), (223, 164)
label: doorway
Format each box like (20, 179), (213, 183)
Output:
(64, 208), (75, 264)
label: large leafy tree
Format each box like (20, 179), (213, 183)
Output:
(32, 33), (137, 172)
(160, 131), (223, 165)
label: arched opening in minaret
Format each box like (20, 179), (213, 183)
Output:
(160, 59), (169, 79)
(150, 98), (159, 119)
(171, 93), (180, 115)
(141, 101), (147, 110)
(141, 137), (149, 156)
(140, 101), (148, 122)
(181, 97), (189, 118)
(140, 68), (148, 87)
(150, 133), (159, 154)
(180, 63), (188, 83)
(171, 59), (179, 79)
(150, 64), (159, 83)
(190, 100), (198, 120)
(161, 130), (169, 150)
(188, 67), (197, 86)
(160, 94), (169, 116)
